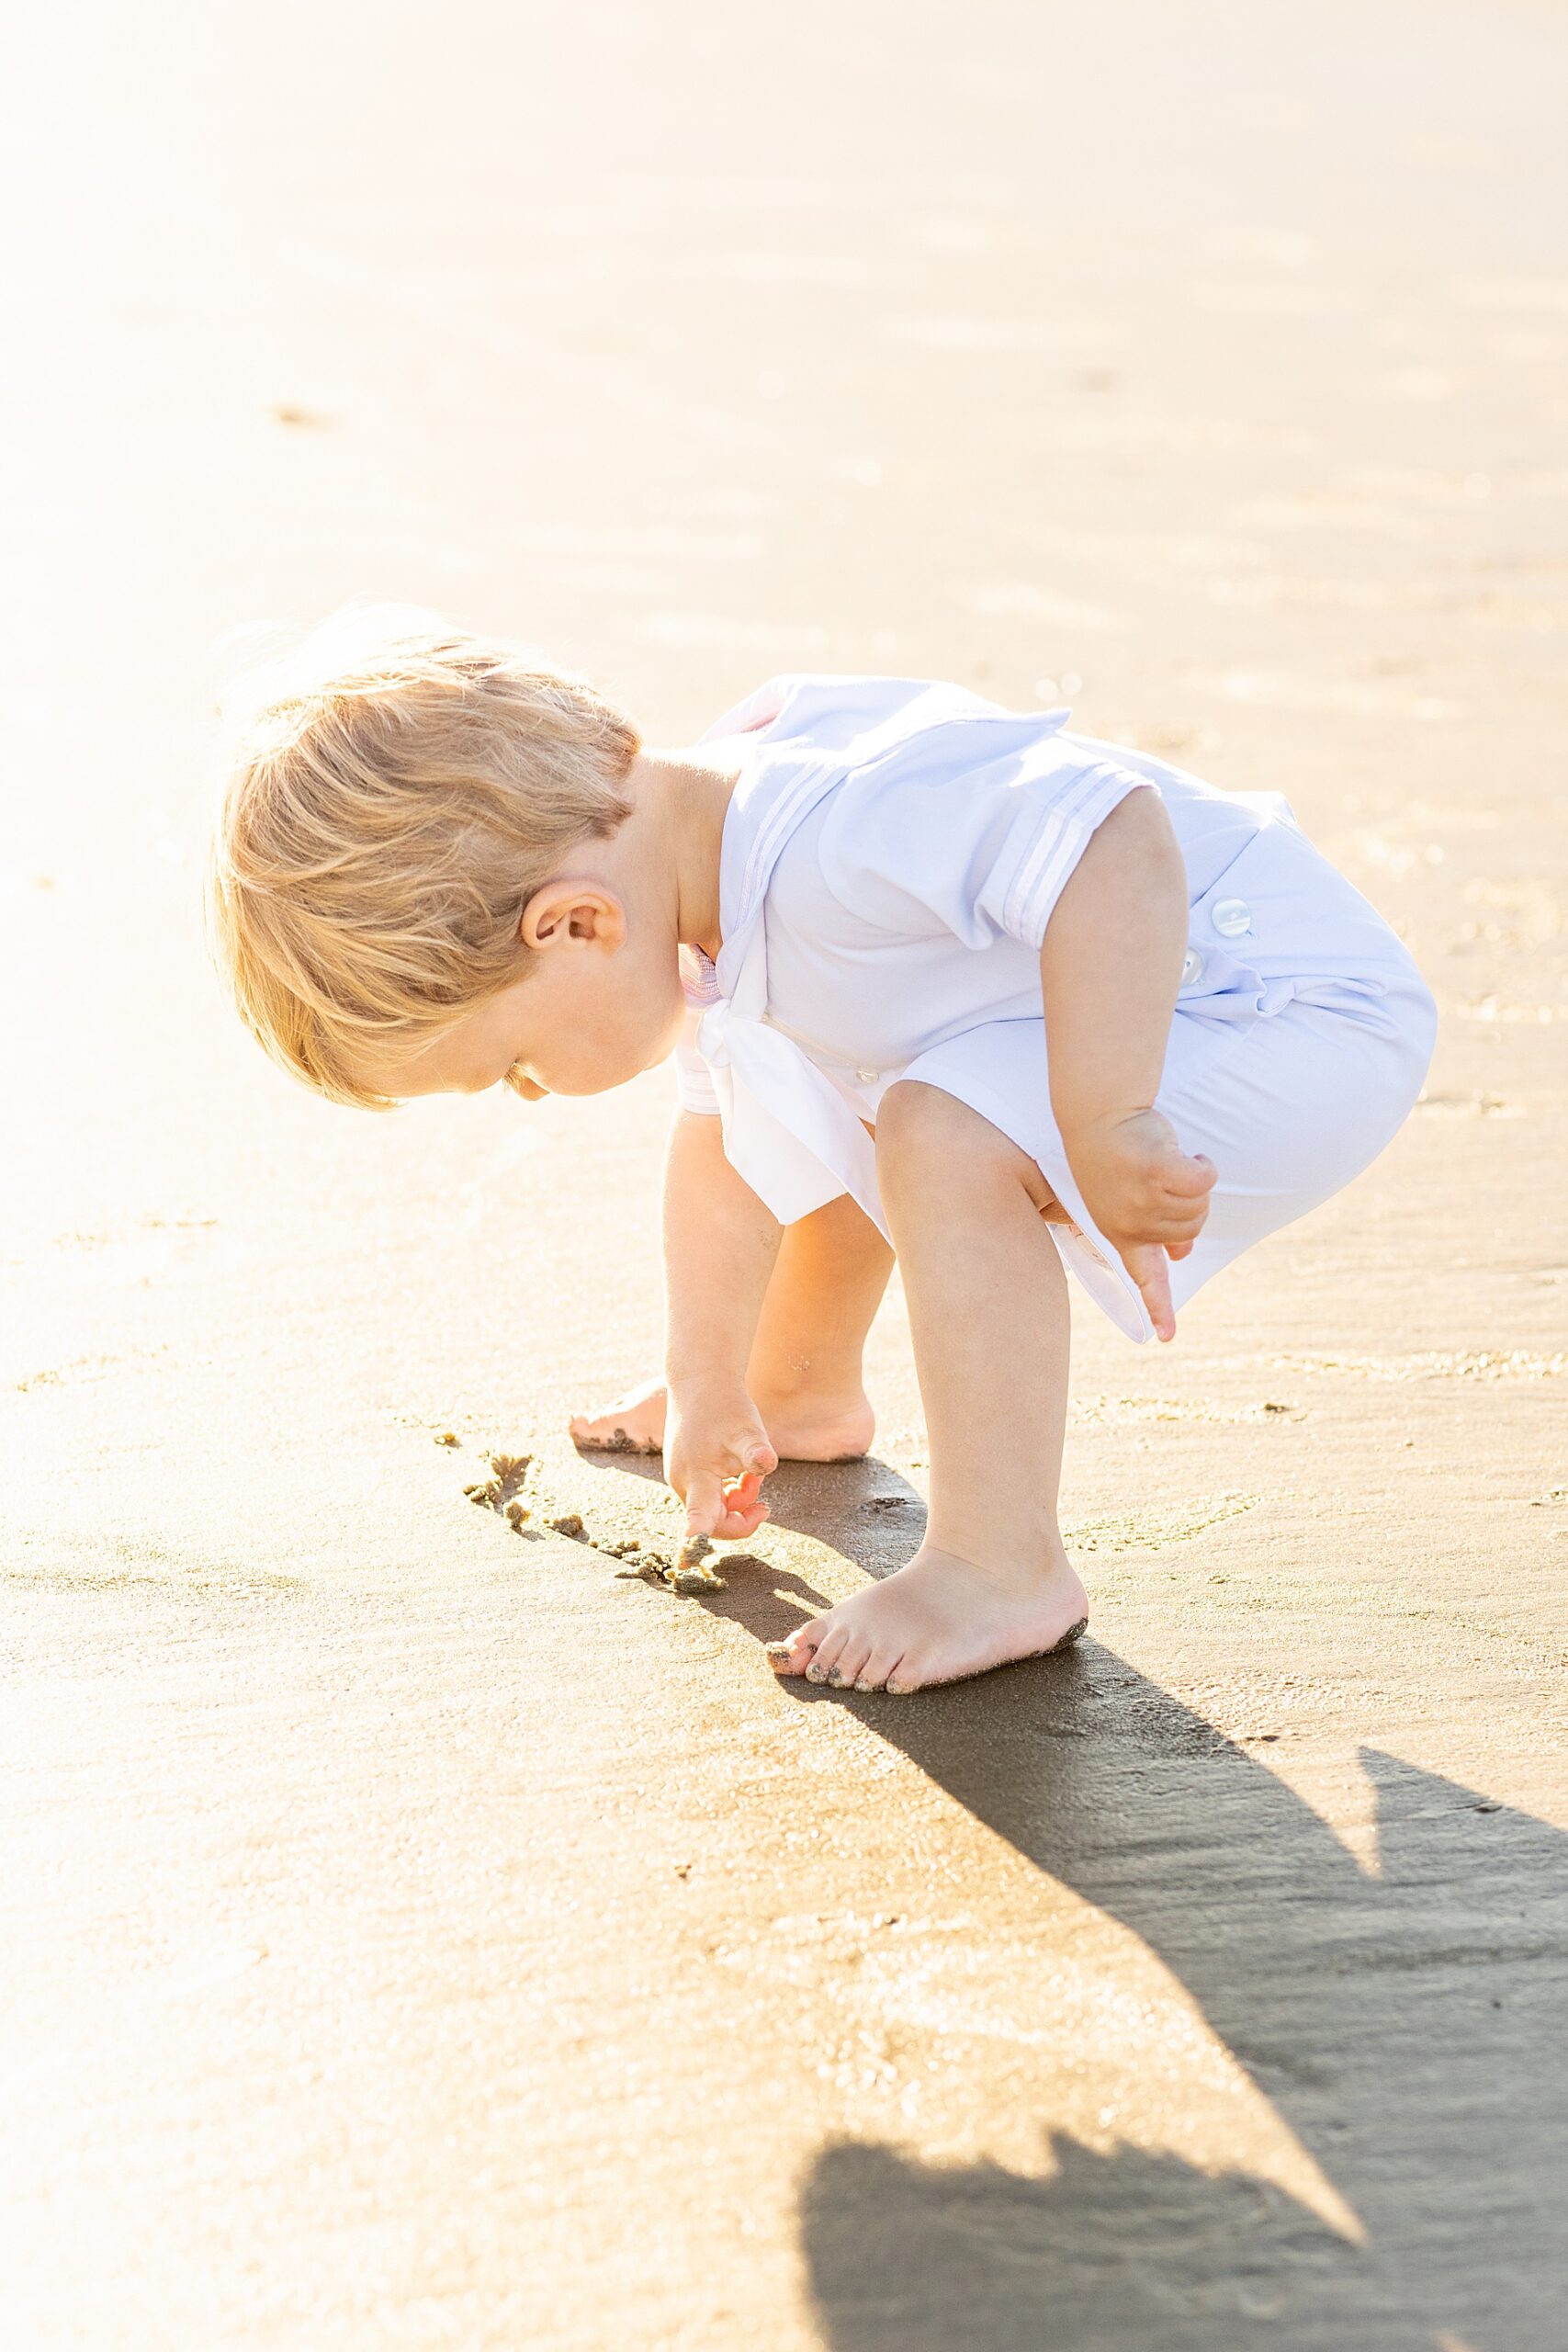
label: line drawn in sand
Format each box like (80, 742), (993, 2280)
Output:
(457, 1446), (739, 1592)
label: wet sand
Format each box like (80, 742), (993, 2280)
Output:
(3, 3), (1566, 2345)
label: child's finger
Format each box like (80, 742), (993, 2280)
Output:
(701, 1468), (768, 1542)
(718, 1468), (771, 1540)
(1124, 1203), (1206, 1252)
(1145, 1182), (1210, 1223)
(1157, 1203), (1210, 1246)
(1124, 1243), (1177, 1342)
(683, 1476), (728, 1541)
(1157, 1164), (1214, 1204)
(1161, 1148), (1217, 1199)
(714, 1495), (770, 1541)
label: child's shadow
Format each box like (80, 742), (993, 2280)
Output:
(599, 1447), (1568, 2352)
(580, 1447), (1566, 2341)
(797, 1732), (1568, 2351)
(713, 1454), (927, 1640)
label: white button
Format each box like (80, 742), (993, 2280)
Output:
(1211, 897), (1252, 940)
(1180, 950), (1202, 988)
(856, 1067), (878, 1083)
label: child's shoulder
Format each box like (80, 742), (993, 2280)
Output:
(713, 675), (1290, 862)
(699, 672), (1030, 763)
(724, 675), (1314, 857)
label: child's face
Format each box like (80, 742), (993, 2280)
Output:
(364, 883), (685, 1104)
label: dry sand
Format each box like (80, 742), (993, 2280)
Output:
(3, 3), (1566, 2346)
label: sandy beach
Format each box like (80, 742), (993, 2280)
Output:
(3, 2), (1566, 2344)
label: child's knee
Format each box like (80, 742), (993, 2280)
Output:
(876, 1081), (1034, 1196)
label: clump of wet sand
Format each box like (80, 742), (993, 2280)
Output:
(453, 1441), (741, 1595)
(671, 1532), (726, 1593)
(463, 1452), (538, 1535)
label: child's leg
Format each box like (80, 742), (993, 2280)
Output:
(744, 1189), (896, 1452)
(570, 1192), (893, 1460)
(769, 1083), (1087, 1694)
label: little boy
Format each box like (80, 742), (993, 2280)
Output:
(211, 625), (1436, 1695)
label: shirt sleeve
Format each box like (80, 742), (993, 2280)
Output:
(817, 737), (1155, 953)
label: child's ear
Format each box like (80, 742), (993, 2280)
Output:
(520, 879), (626, 954)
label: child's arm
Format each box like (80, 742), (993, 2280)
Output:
(1040, 788), (1216, 1340)
(662, 1111), (783, 1541)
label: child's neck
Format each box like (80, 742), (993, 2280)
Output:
(636, 745), (743, 965)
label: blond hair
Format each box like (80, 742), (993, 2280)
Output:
(209, 617), (640, 1107)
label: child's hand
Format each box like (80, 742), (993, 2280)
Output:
(1063, 1108), (1216, 1342)
(665, 1384), (779, 1544)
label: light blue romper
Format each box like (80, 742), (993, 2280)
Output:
(676, 674), (1437, 1343)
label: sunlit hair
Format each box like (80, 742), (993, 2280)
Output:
(208, 612), (639, 1108)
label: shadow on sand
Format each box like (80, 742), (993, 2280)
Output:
(688, 1453), (1566, 2352)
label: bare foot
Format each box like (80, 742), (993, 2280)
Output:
(569, 1376), (669, 1454)
(766, 1544), (1089, 1695)
(570, 1377), (875, 1464)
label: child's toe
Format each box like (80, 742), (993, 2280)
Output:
(853, 1639), (906, 1693)
(829, 1629), (874, 1688)
(805, 1619), (851, 1684)
(766, 1621), (823, 1677)
(569, 1410), (659, 1453)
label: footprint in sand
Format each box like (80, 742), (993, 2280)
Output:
(1071, 1396), (1300, 1428)
(1065, 1493), (1260, 1556)
(1263, 1350), (1567, 1383)
(12, 1345), (170, 1395)
(1416, 1092), (1522, 1120)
